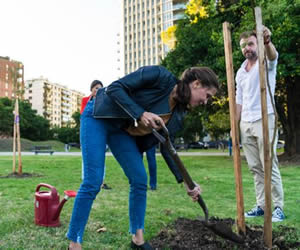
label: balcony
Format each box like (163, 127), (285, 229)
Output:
(173, 3), (186, 12)
(173, 12), (185, 22)
(62, 96), (71, 101)
(62, 90), (71, 96)
(61, 108), (69, 113)
(62, 102), (71, 107)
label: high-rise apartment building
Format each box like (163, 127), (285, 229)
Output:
(24, 77), (84, 127)
(123, 0), (188, 74)
(0, 56), (24, 99)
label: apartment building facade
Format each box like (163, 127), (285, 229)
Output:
(123, 0), (188, 74)
(0, 56), (24, 99)
(24, 77), (84, 127)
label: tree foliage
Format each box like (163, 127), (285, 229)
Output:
(18, 100), (52, 141)
(0, 98), (14, 136)
(0, 98), (52, 140)
(51, 111), (81, 144)
(72, 111), (81, 129)
(161, 0), (299, 155)
(52, 126), (80, 144)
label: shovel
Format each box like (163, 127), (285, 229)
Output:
(152, 124), (244, 244)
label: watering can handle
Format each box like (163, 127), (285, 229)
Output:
(35, 183), (58, 198)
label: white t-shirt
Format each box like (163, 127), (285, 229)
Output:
(235, 52), (278, 122)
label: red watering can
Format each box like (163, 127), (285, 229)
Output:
(34, 183), (77, 227)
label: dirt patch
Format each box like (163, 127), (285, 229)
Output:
(0, 172), (43, 178)
(150, 217), (300, 249)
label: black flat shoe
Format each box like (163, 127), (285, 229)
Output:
(131, 240), (153, 250)
(102, 183), (112, 190)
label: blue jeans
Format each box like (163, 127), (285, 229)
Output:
(146, 146), (157, 189)
(67, 100), (148, 243)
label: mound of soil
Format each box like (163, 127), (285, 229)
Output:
(0, 172), (43, 178)
(150, 217), (300, 249)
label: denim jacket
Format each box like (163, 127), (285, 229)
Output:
(93, 65), (184, 183)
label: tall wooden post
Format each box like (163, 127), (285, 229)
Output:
(15, 99), (22, 175)
(255, 7), (272, 248)
(12, 104), (17, 173)
(222, 21), (246, 235)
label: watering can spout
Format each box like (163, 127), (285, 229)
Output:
(52, 198), (67, 221)
(52, 190), (76, 221)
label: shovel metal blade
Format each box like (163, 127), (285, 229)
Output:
(196, 217), (244, 244)
(206, 222), (244, 244)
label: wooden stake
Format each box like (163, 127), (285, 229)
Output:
(255, 7), (272, 248)
(12, 102), (17, 173)
(222, 21), (246, 235)
(15, 99), (22, 175)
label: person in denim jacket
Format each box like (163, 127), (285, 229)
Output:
(67, 66), (219, 250)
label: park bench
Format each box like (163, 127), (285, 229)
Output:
(32, 145), (54, 155)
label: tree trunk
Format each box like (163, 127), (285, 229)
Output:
(277, 77), (300, 157)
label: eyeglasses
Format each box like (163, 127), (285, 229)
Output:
(240, 41), (255, 49)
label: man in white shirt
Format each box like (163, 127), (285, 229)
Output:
(235, 27), (285, 222)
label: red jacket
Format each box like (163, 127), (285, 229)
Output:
(80, 96), (91, 114)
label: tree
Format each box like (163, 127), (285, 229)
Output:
(18, 100), (52, 141)
(0, 98), (14, 136)
(72, 111), (81, 129)
(179, 107), (207, 142)
(161, 0), (300, 157)
(52, 126), (79, 144)
(202, 109), (231, 140)
(0, 98), (52, 141)
(264, 0), (300, 156)
(51, 111), (81, 144)
(161, 0), (230, 141)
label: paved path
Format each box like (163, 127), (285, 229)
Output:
(0, 151), (233, 156)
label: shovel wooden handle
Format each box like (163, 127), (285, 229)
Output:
(169, 146), (209, 222)
(152, 125), (209, 221)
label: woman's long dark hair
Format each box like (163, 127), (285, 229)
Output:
(175, 67), (219, 111)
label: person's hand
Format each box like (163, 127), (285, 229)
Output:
(140, 112), (164, 129)
(262, 25), (272, 44)
(185, 182), (202, 202)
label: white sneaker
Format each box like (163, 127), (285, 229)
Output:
(272, 207), (285, 222)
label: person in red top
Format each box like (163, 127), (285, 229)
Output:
(80, 80), (111, 190)
(80, 80), (103, 114)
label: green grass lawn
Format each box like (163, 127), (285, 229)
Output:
(0, 155), (299, 249)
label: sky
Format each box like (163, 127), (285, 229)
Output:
(0, 0), (123, 96)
